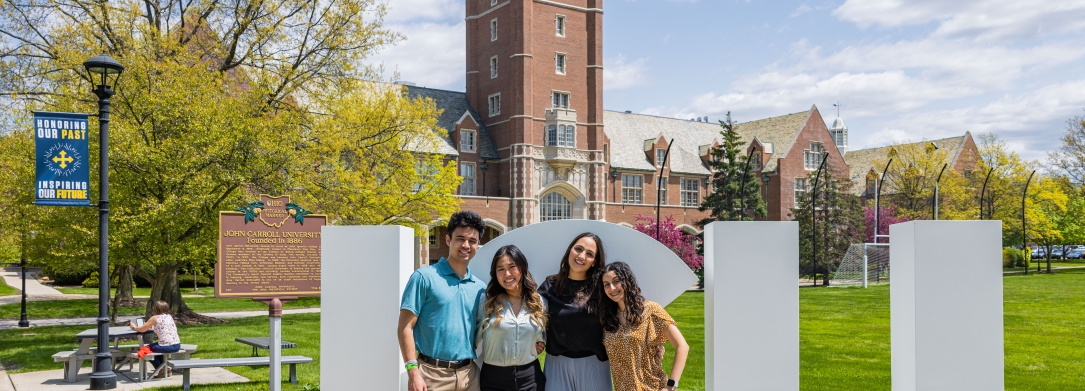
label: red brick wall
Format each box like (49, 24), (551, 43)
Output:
(771, 108), (850, 220)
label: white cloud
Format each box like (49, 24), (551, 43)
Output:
(383, 0), (462, 23)
(604, 55), (650, 90)
(789, 4), (813, 17)
(368, 21), (466, 90)
(833, 0), (1085, 40)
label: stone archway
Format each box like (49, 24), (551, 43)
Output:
(537, 182), (586, 223)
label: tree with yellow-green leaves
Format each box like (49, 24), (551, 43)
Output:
(870, 141), (972, 221)
(0, 0), (460, 323)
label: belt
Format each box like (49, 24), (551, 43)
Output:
(418, 353), (473, 369)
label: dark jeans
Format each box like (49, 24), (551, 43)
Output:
(148, 343), (180, 370)
(480, 360), (545, 391)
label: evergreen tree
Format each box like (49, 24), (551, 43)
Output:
(697, 112), (766, 226)
(791, 160), (864, 285)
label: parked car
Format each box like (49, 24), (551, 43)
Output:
(1067, 248), (1085, 259)
(1032, 247), (1046, 258)
(1051, 247), (1064, 259)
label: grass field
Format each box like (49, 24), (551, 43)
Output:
(0, 297), (321, 320)
(1003, 262), (1085, 272)
(0, 278), (18, 296)
(1, 271), (1082, 390)
(54, 287), (216, 297)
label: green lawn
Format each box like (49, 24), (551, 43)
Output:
(1004, 262), (1085, 272)
(0, 297), (321, 320)
(1, 271), (1083, 390)
(0, 278), (18, 296)
(55, 287), (215, 297)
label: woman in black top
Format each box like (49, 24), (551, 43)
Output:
(538, 232), (610, 391)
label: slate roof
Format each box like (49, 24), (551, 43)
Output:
(845, 135), (967, 196)
(403, 86), (499, 159)
(604, 109), (812, 175)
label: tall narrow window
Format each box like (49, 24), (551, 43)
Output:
(460, 130), (476, 153)
(681, 178), (700, 207)
(658, 176), (668, 205)
(488, 93), (501, 117)
(555, 15), (566, 36)
(460, 162), (476, 196)
(555, 53), (566, 74)
(794, 178), (808, 208)
(490, 19), (498, 41)
(552, 91), (570, 108)
(656, 149), (667, 167)
(565, 125), (575, 147)
(547, 125), (558, 146)
(490, 56), (498, 79)
(622, 174), (643, 204)
(428, 231), (437, 247)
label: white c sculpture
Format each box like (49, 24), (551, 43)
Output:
(472, 219), (697, 307)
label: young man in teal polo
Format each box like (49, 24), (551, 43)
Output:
(398, 211), (487, 391)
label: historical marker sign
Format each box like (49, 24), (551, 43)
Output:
(216, 194), (326, 298)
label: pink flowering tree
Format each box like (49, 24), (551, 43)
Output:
(632, 215), (703, 271)
(864, 204), (911, 243)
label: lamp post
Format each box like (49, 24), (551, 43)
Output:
(18, 249), (29, 327)
(874, 158), (893, 243)
(655, 139), (674, 240)
(811, 152), (828, 286)
(84, 53), (123, 390)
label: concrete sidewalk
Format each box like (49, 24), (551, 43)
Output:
(0, 268), (62, 297)
(0, 308), (321, 330)
(1, 366), (249, 390)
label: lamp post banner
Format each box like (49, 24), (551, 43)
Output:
(33, 111), (90, 206)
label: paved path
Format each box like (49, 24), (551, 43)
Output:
(0, 268), (62, 297)
(0, 308), (321, 330)
(2, 367), (250, 391)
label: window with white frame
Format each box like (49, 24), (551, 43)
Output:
(428, 230), (437, 247)
(490, 56), (498, 79)
(488, 93), (501, 117)
(460, 162), (476, 196)
(751, 152), (762, 170)
(555, 53), (566, 74)
(490, 19), (498, 41)
(804, 142), (825, 170)
(547, 124), (575, 147)
(622, 174), (643, 204)
(540, 192), (572, 221)
(658, 176), (668, 205)
(656, 149), (667, 167)
(491, 0), (497, 5)
(556, 15), (566, 36)
(794, 178), (808, 207)
(552, 91), (570, 108)
(460, 130), (476, 153)
(681, 178), (700, 207)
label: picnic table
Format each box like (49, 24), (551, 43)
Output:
(235, 337), (298, 357)
(53, 327), (150, 382)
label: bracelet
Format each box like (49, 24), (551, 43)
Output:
(405, 360), (418, 371)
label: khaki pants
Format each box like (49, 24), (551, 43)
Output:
(419, 361), (480, 391)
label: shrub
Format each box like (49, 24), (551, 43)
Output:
(177, 273), (212, 287)
(42, 265), (94, 285)
(81, 271), (133, 288)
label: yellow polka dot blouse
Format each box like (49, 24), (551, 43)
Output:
(602, 301), (676, 391)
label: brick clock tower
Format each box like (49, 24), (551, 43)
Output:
(465, 0), (608, 228)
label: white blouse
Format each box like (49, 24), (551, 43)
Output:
(475, 295), (547, 367)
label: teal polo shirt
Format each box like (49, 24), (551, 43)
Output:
(400, 258), (486, 361)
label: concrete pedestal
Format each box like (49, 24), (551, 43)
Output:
(890, 221), (1003, 391)
(321, 226), (414, 390)
(704, 221), (798, 391)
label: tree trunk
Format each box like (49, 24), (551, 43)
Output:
(110, 264), (142, 325)
(146, 264), (223, 325)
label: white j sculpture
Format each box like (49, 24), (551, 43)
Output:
(890, 221), (1003, 391)
(704, 221), (799, 391)
(473, 219), (698, 307)
(321, 226), (414, 390)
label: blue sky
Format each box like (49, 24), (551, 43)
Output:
(370, 0), (1085, 162)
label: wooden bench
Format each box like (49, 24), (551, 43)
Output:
(126, 349), (190, 381)
(169, 356), (312, 391)
(52, 351), (96, 382)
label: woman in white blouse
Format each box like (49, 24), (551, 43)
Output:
(476, 245), (548, 391)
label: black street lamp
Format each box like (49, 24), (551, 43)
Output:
(84, 53), (123, 390)
(18, 255), (29, 327)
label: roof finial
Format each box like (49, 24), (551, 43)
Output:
(833, 101), (842, 118)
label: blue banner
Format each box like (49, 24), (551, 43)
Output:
(34, 112), (91, 206)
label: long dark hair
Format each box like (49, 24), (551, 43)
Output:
(546, 232), (607, 307)
(482, 245), (547, 331)
(597, 262), (646, 332)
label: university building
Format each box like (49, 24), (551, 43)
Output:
(409, 0), (976, 265)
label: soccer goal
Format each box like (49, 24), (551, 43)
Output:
(830, 243), (890, 287)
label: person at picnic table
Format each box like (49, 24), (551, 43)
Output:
(399, 210), (488, 391)
(476, 245), (548, 391)
(538, 232), (612, 391)
(597, 262), (689, 391)
(128, 300), (181, 377)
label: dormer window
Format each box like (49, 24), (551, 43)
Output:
(460, 130), (477, 153)
(656, 149), (667, 167)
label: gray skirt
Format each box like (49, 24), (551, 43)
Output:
(542, 354), (613, 391)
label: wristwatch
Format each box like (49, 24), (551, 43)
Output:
(667, 378), (678, 388)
